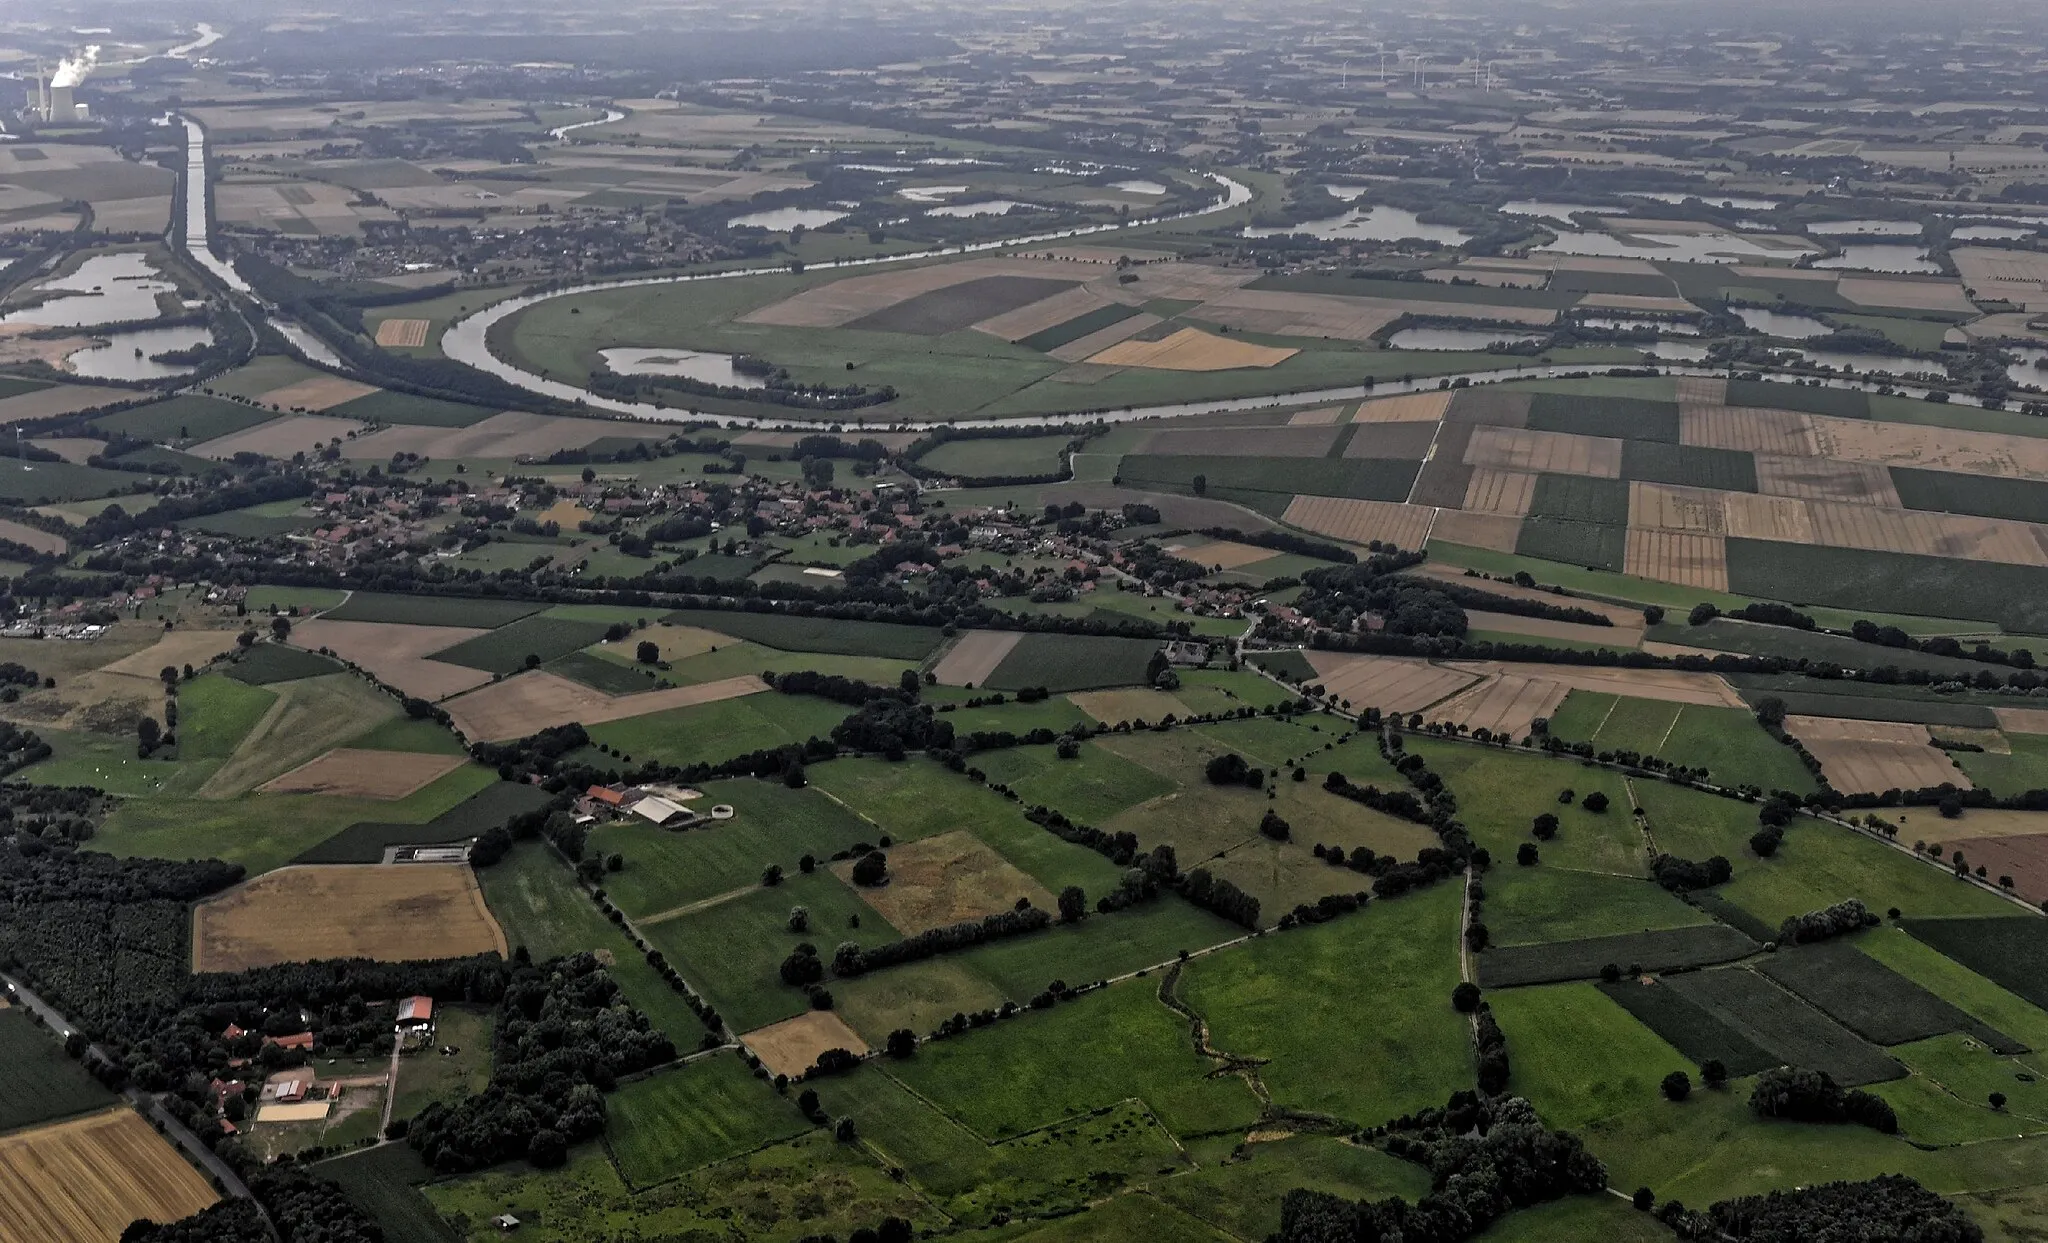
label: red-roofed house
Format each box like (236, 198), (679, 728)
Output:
(265, 1032), (315, 1052)
(586, 785), (626, 807)
(397, 996), (435, 1032)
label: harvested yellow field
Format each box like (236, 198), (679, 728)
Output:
(1752, 454), (1901, 504)
(0, 1107), (217, 1243)
(1071, 688), (1193, 724)
(256, 375), (380, 412)
(1628, 482), (1727, 534)
(348, 411), (659, 461)
(100, 629), (243, 680)
(373, 318), (432, 348)
(1721, 493), (1818, 543)
(972, 284), (1112, 341)
(1462, 469), (1538, 516)
(1188, 288), (1405, 341)
(1782, 716), (1969, 796)
(1810, 415), (2048, 482)
(1836, 277), (1977, 315)
(832, 830), (1054, 936)
(1951, 248), (2048, 310)
(1171, 538), (1278, 570)
(1353, 392), (1452, 423)
(1431, 674), (1570, 740)
(1282, 496), (1437, 551)
(0, 518), (65, 555)
(1287, 406), (1345, 426)
(1920, 809), (2048, 842)
(192, 414), (369, 461)
(443, 671), (767, 741)
(1674, 376), (1727, 407)
(1624, 529), (1730, 591)
(1995, 707), (2048, 735)
(257, 748), (466, 799)
(1045, 311), (1161, 362)
(1680, 406), (1817, 456)
(538, 499), (594, 527)
(1428, 510), (1522, 552)
(1445, 661), (1744, 707)
(930, 631), (1023, 688)
(1464, 425), (1623, 477)
(745, 1011), (870, 1080)
(742, 257), (1100, 328)
(1805, 501), (2048, 566)
(1302, 652), (1482, 711)
(193, 864), (506, 972)
(1087, 327), (1296, 371)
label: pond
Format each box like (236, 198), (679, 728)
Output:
(1794, 348), (1945, 378)
(65, 325), (213, 381)
(1534, 228), (1811, 264)
(1734, 308), (1832, 339)
(926, 199), (1044, 218)
(1, 252), (178, 328)
(599, 348), (766, 389)
(1387, 327), (1547, 351)
(2006, 346), (2048, 390)
(1624, 191), (1782, 211)
(1500, 200), (1601, 223)
(1110, 180), (1168, 195)
(1639, 341), (1712, 362)
(1578, 317), (1702, 336)
(840, 164), (914, 173)
(1951, 225), (2036, 242)
(1811, 244), (1941, 274)
(1809, 220), (1923, 237)
(726, 207), (849, 231)
(897, 185), (966, 203)
(1244, 205), (1471, 245)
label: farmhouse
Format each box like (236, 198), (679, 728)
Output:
(261, 1071), (315, 1104)
(397, 995), (435, 1034)
(265, 1031), (315, 1052)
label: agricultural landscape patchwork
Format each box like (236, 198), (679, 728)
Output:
(7, 2), (2048, 1243)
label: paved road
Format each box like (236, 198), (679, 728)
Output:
(0, 971), (263, 1211)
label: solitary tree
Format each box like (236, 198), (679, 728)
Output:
(1531, 813), (1559, 841)
(1992, 1091), (2009, 1111)
(1582, 791), (1610, 813)
(636, 640), (660, 664)
(788, 906), (810, 933)
(1754, 696), (1787, 729)
(1701, 1059), (1729, 1089)
(852, 850), (888, 887)
(1661, 1070), (1692, 1102)
(1517, 842), (1539, 866)
(270, 615), (291, 641)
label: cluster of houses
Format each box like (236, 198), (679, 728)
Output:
(205, 997), (440, 1136)
(576, 782), (734, 829)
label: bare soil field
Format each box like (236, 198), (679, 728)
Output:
(256, 376), (381, 412)
(1836, 277), (1978, 315)
(293, 619), (492, 701)
(1931, 834), (2048, 905)
(1804, 501), (2048, 566)
(1088, 327), (1296, 371)
(832, 830), (1055, 937)
(1624, 529), (1730, 591)
(0, 1107), (217, 1243)
(373, 319), (432, 348)
(1629, 482), (1728, 534)
(1680, 407), (1817, 456)
(1674, 376), (1727, 407)
(0, 518), (65, 554)
(1281, 496), (1437, 550)
(744, 1011), (870, 1080)
(1189, 288), (1404, 341)
(1465, 611), (1640, 647)
(101, 629), (243, 680)
(1070, 688), (1194, 724)
(1950, 248), (2048, 310)
(930, 631), (1024, 688)
(1753, 454), (1901, 504)
(1287, 406), (1345, 426)
(1428, 510), (1523, 552)
(1046, 312), (1161, 362)
(1354, 392), (1453, 424)
(1810, 416), (2048, 482)
(1782, 716), (1970, 795)
(1445, 661), (1743, 707)
(1464, 426), (1623, 477)
(347, 411), (657, 461)
(1302, 652), (1481, 711)
(971, 284), (1115, 341)
(1430, 673), (1570, 739)
(443, 671), (766, 741)
(194, 864), (504, 971)
(1995, 708), (2048, 735)
(30, 438), (104, 465)
(192, 414), (368, 461)
(1463, 469), (1539, 516)
(257, 748), (466, 799)
(1137, 425), (1338, 457)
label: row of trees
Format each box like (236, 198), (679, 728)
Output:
(1778, 897), (1877, 945)
(1748, 1067), (1898, 1134)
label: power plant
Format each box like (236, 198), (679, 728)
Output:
(26, 46), (96, 122)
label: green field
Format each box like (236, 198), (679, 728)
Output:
(1715, 819), (2015, 931)
(1116, 454), (1419, 509)
(1016, 304), (1145, 353)
(968, 740), (1179, 824)
(0, 1009), (115, 1132)
(321, 1143), (460, 1243)
(94, 394), (280, 443)
(1527, 474), (1629, 526)
(388, 1006), (493, 1126)
(581, 692), (851, 769)
(0, 458), (145, 504)
(590, 779), (872, 916)
(1902, 917), (2048, 1010)
(321, 592), (543, 628)
(176, 673), (277, 761)
(1620, 441), (1757, 492)
(1514, 518), (1627, 572)
(1726, 539), (2048, 632)
(983, 632), (1160, 693)
(606, 1052), (809, 1185)
(429, 616), (611, 674)
(475, 842), (706, 1041)
(1525, 392), (1680, 442)
(1545, 692), (1817, 792)
(221, 642), (345, 685)
(291, 775), (540, 864)
(1179, 883), (1468, 1123)
(918, 434), (1073, 478)
(1488, 982), (1695, 1130)
(1955, 735), (2048, 796)
(1406, 739), (1643, 875)
(663, 609), (944, 660)
(1483, 866), (1711, 947)
(1153, 1133), (1433, 1242)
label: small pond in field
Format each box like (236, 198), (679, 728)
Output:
(600, 348), (766, 389)
(1734, 308), (1832, 339)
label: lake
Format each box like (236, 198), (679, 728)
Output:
(1809, 220), (1922, 237)
(1812, 244), (1941, 274)
(66, 325), (213, 381)
(2005, 346), (2048, 389)
(1952, 225), (2035, 242)
(600, 348), (766, 389)
(1111, 180), (1168, 195)
(926, 199), (1043, 218)
(1734, 308), (1832, 339)
(1579, 317), (1702, 336)
(726, 208), (849, 231)
(1534, 228), (1810, 264)
(2, 252), (177, 328)
(1387, 327), (1547, 351)
(1244, 205), (1471, 245)
(898, 185), (966, 203)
